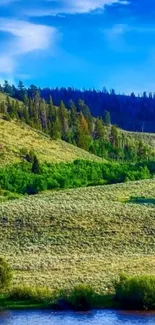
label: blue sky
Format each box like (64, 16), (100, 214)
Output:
(0, 0), (154, 93)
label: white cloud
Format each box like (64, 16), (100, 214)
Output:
(103, 24), (155, 42)
(25, 0), (129, 16)
(0, 19), (58, 54)
(0, 19), (59, 76)
(103, 24), (127, 39)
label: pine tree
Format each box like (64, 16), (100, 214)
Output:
(18, 81), (26, 101)
(94, 119), (105, 139)
(110, 125), (119, 149)
(75, 112), (90, 150)
(50, 117), (61, 139)
(104, 110), (111, 125)
(39, 99), (48, 131)
(59, 100), (69, 139)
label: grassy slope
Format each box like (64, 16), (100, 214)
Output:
(0, 118), (102, 164)
(124, 130), (155, 147)
(0, 92), (155, 164)
(0, 92), (103, 164)
(0, 179), (155, 291)
(1, 92), (155, 292)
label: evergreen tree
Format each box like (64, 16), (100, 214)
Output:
(18, 81), (26, 101)
(59, 100), (69, 139)
(39, 99), (48, 131)
(94, 119), (105, 139)
(104, 110), (111, 125)
(110, 125), (119, 148)
(75, 112), (90, 150)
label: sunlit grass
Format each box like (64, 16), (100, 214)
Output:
(0, 118), (103, 165)
(0, 179), (155, 291)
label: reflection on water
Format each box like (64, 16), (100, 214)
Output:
(0, 310), (155, 325)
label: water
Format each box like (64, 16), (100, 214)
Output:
(0, 310), (155, 325)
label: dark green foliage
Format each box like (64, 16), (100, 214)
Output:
(8, 286), (52, 303)
(25, 150), (35, 163)
(115, 274), (155, 310)
(0, 257), (12, 290)
(4, 81), (155, 133)
(104, 110), (111, 125)
(60, 284), (95, 311)
(1, 81), (155, 163)
(32, 155), (40, 174)
(0, 159), (153, 195)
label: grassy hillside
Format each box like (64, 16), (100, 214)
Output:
(1, 179), (155, 291)
(0, 92), (14, 102)
(124, 130), (155, 147)
(0, 91), (155, 163)
(0, 118), (102, 164)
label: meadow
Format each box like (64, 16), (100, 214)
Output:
(0, 179), (155, 292)
(0, 118), (102, 165)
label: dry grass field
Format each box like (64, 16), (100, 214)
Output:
(0, 179), (155, 292)
(0, 118), (102, 164)
(123, 129), (155, 147)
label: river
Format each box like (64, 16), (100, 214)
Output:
(0, 310), (155, 325)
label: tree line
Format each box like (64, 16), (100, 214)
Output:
(0, 80), (154, 162)
(2, 80), (155, 132)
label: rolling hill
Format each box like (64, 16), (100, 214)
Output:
(1, 179), (155, 291)
(0, 118), (103, 165)
(123, 129), (155, 148)
(0, 91), (155, 163)
(0, 92), (155, 292)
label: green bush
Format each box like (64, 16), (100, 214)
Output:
(61, 284), (95, 311)
(8, 285), (52, 302)
(115, 274), (155, 310)
(0, 159), (154, 195)
(0, 257), (13, 290)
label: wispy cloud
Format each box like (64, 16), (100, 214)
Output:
(24, 0), (129, 16)
(0, 19), (59, 75)
(0, 19), (58, 54)
(104, 24), (155, 38)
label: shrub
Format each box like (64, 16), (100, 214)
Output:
(61, 284), (95, 311)
(25, 150), (35, 163)
(115, 274), (155, 310)
(9, 285), (52, 302)
(0, 159), (154, 195)
(32, 155), (40, 174)
(0, 257), (13, 290)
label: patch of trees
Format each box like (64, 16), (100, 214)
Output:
(2, 80), (155, 132)
(0, 81), (155, 162)
(115, 274), (155, 310)
(0, 159), (154, 195)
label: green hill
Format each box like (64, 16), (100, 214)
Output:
(0, 118), (102, 165)
(124, 129), (155, 147)
(0, 92), (155, 292)
(1, 179), (155, 291)
(0, 91), (155, 163)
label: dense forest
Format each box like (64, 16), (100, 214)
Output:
(0, 80), (154, 163)
(1, 81), (155, 132)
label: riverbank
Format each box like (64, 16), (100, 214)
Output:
(1, 275), (155, 312)
(0, 293), (118, 311)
